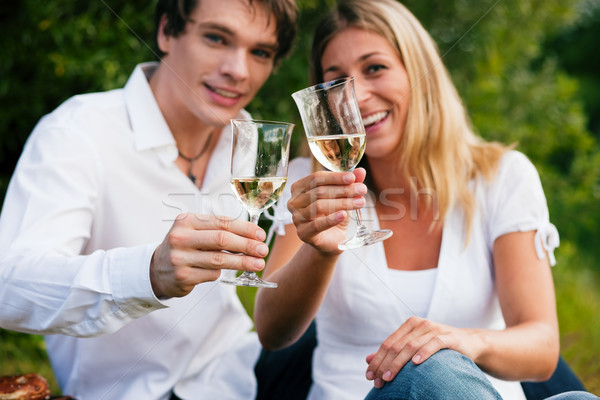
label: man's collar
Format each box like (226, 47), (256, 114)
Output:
(124, 62), (177, 164)
(124, 62), (251, 166)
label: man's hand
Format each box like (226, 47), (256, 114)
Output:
(150, 213), (269, 298)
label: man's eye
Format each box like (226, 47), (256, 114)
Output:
(205, 33), (224, 44)
(252, 49), (273, 59)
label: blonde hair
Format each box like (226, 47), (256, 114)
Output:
(310, 0), (512, 237)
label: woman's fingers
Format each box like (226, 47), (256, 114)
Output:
(365, 317), (450, 388)
(289, 172), (367, 221)
(291, 196), (365, 224)
(293, 210), (348, 239)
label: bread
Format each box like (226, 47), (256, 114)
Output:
(0, 374), (50, 400)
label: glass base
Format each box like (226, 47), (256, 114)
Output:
(220, 272), (278, 288)
(338, 229), (393, 250)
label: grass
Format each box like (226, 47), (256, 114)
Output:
(0, 330), (59, 394)
(553, 244), (600, 393)
(1, 246), (598, 397)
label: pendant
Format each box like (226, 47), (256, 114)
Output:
(188, 167), (196, 184)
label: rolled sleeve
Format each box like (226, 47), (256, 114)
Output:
(486, 151), (559, 265)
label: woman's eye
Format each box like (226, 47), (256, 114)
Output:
(366, 64), (387, 74)
(323, 74), (347, 82)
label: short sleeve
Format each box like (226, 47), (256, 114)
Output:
(265, 157), (312, 245)
(486, 151), (559, 265)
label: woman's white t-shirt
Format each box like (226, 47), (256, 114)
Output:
(271, 151), (559, 400)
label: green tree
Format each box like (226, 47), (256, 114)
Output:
(0, 0), (156, 197)
(400, 0), (600, 255)
(0, 0), (599, 393)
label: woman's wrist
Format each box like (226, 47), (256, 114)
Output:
(306, 241), (344, 259)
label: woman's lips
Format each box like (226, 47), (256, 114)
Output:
(362, 111), (388, 126)
(362, 111), (389, 133)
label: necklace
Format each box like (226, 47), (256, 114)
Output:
(177, 131), (214, 184)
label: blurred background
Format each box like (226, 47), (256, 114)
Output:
(0, 0), (598, 395)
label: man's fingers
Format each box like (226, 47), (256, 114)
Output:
(353, 167), (366, 183)
(172, 248), (266, 272)
(167, 214), (268, 257)
(176, 213), (266, 241)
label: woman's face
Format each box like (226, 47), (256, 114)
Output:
(321, 27), (410, 161)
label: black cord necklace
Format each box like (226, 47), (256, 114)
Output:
(177, 131), (214, 184)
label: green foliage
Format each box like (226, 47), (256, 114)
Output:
(0, 0), (155, 194)
(545, 0), (600, 140)
(554, 246), (600, 393)
(395, 0), (600, 255)
(0, 0), (599, 395)
(246, 1), (335, 157)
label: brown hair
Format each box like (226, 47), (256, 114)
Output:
(154, 0), (298, 65)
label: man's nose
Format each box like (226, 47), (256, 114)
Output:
(220, 49), (250, 81)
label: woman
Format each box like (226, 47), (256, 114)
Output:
(254, 0), (591, 399)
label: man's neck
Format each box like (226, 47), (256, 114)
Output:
(148, 62), (222, 155)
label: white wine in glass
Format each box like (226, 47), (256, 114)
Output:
(221, 119), (294, 288)
(307, 133), (366, 172)
(230, 177), (287, 212)
(292, 77), (392, 250)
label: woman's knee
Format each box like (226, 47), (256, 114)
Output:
(365, 349), (502, 400)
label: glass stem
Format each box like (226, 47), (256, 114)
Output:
(241, 211), (263, 278)
(353, 209), (370, 237)
(249, 211), (262, 226)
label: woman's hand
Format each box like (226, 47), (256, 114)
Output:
(365, 316), (484, 389)
(287, 168), (368, 255)
(150, 213), (270, 298)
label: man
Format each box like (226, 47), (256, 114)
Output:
(0, 0), (297, 398)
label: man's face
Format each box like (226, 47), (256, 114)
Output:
(157, 0), (278, 127)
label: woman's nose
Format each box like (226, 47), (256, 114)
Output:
(353, 77), (370, 105)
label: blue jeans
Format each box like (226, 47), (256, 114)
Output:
(255, 321), (596, 400)
(364, 349), (599, 400)
(546, 393), (599, 400)
(364, 349), (502, 400)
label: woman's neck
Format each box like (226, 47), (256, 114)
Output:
(365, 156), (410, 194)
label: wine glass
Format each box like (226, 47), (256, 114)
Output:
(292, 77), (392, 250)
(220, 119), (294, 288)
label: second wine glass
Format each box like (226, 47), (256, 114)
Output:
(221, 118), (294, 288)
(292, 77), (392, 250)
